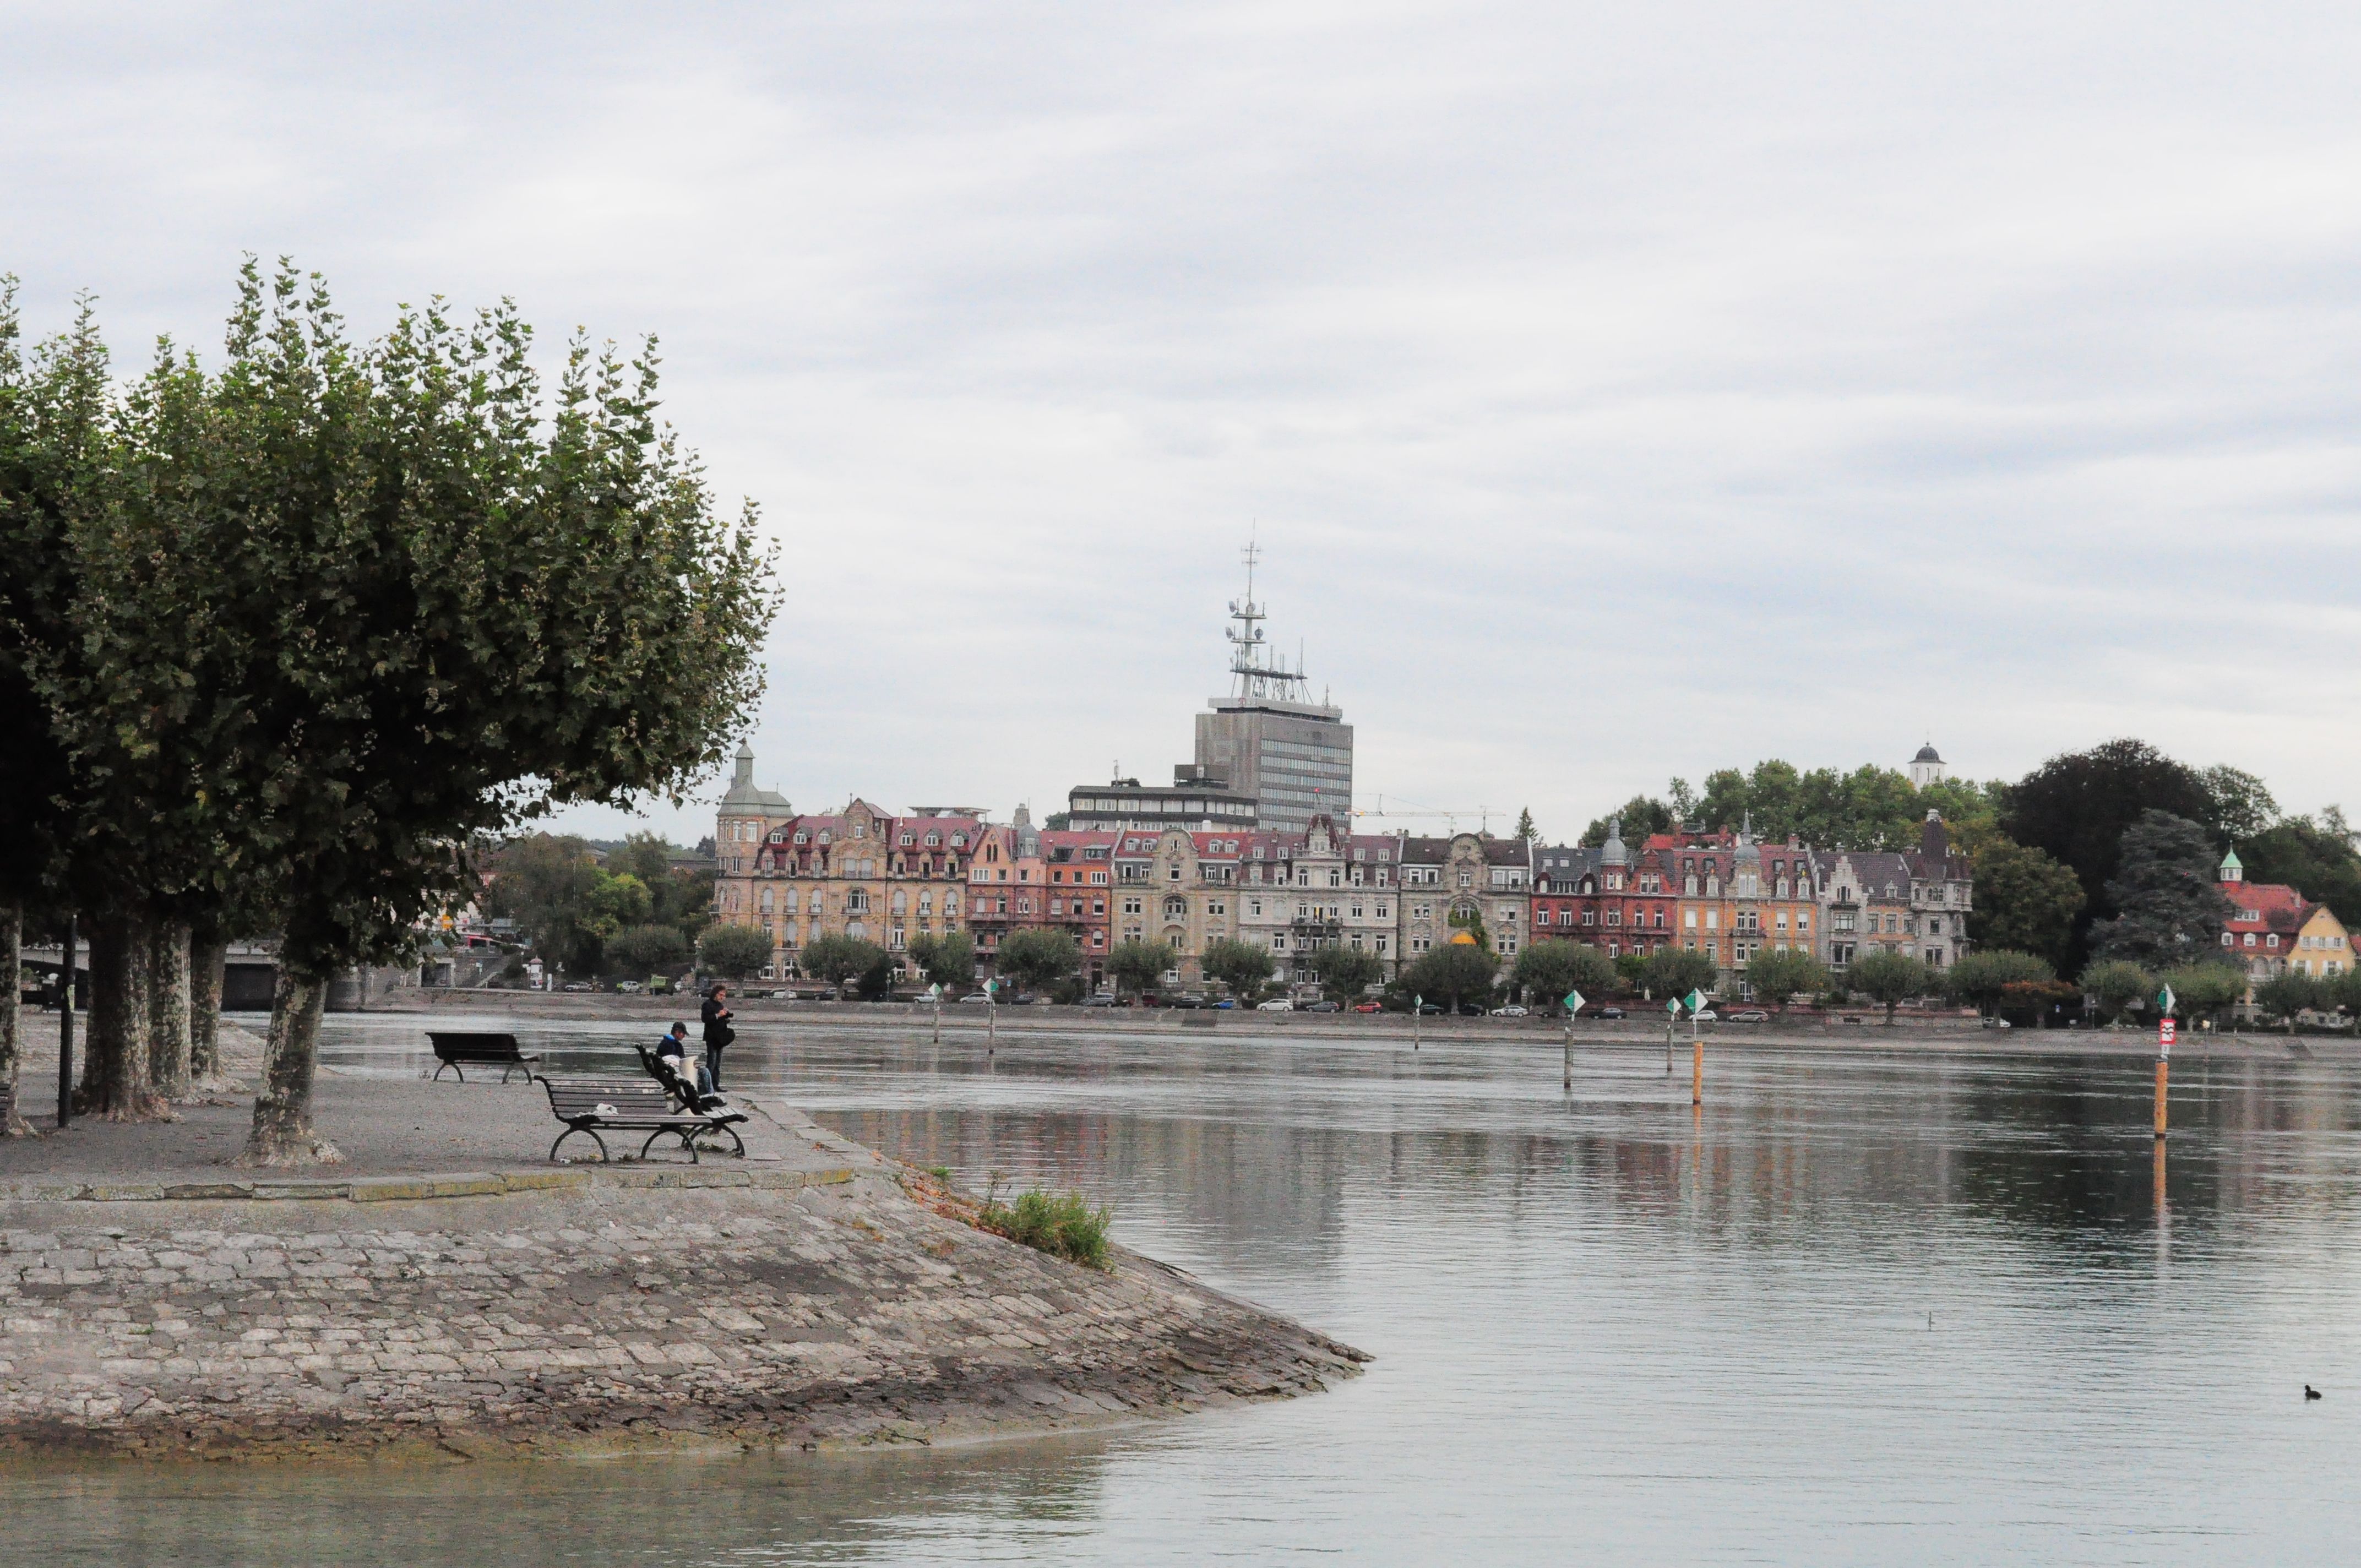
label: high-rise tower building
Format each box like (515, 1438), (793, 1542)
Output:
(1191, 545), (1352, 834)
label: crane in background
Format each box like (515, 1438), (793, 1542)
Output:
(1351, 795), (1500, 837)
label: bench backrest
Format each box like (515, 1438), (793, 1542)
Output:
(428, 1031), (524, 1060)
(541, 1077), (678, 1122)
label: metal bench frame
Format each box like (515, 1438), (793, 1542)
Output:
(427, 1031), (543, 1084)
(538, 1077), (746, 1164)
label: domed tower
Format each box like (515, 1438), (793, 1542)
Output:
(1600, 816), (1628, 889)
(1908, 742), (1946, 790)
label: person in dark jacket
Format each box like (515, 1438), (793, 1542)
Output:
(700, 984), (735, 1090)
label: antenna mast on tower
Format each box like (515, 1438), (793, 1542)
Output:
(1226, 538), (1310, 703)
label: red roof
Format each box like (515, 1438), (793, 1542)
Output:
(2221, 880), (2311, 935)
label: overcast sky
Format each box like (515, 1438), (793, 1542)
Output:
(8, 3), (2359, 846)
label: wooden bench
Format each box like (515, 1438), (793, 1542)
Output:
(427, 1031), (542, 1084)
(538, 1077), (746, 1164)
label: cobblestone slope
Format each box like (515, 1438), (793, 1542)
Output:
(0, 1173), (1366, 1460)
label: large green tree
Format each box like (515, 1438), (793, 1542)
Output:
(1998, 741), (2223, 967)
(44, 264), (774, 1162)
(696, 922), (772, 979)
(1744, 947), (1830, 1011)
(2160, 961), (2246, 1030)
(1199, 937), (1276, 999)
(907, 930), (975, 991)
(1846, 951), (1934, 1023)
(606, 923), (690, 978)
(2087, 811), (2235, 969)
(995, 928), (1081, 994)
(2253, 970), (2321, 1032)
(1641, 946), (1718, 1003)
(2079, 959), (2154, 1025)
(0, 285), (110, 1130)
(1942, 949), (2054, 1017)
(1404, 941), (1500, 1011)
(801, 933), (882, 998)
(1967, 837), (2085, 970)
(1105, 938), (1176, 1000)
(1512, 940), (1614, 1010)
(1310, 943), (1385, 1001)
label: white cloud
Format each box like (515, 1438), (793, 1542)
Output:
(7, 1), (2360, 847)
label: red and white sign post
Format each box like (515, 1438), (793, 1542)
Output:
(2155, 1017), (2175, 1139)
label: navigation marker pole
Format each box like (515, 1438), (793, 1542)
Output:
(1563, 989), (1583, 1091)
(985, 978), (998, 1058)
(1413, 996), (1422, 1052)
(2155, 985), (2175, 1140)
(928, 982), (943, 1046)
(1687, 988), (1705, 1107)
(1665, 996), (1677, 1075)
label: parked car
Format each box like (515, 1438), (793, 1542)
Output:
(562, 981), (592, 993)
(1692, 1009), (1718, 1022)
(1256, 998), (1295, 1012)
(1212, 998), (1238, 1009)
(1080, 993), (1119, 1008)
(1303, 999), (1342, 1013)
(1726, 1009), (1769, 1022)
(1413, 1001), (1444, 1015)
(1982, 1017), (2012, 1029)
(1490, 1004), (1529, 1017)
(1598, 1006), (1626, 1020)
(958, 992), (992, 1004)
(1352, 1001), (1384, 1014)
(613, 980), (644, 994)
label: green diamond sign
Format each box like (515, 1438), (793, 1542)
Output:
(1563, 989), (1584, 1014)
(2157, 984), (2176, 1015)
(1684, 989), (1706, 1014)
(1666, 997), (1679, 1016)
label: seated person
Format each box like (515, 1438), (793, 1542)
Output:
(653, 1021), (716, 1101)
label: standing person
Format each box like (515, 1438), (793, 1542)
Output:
(700, 984), (735, 1091)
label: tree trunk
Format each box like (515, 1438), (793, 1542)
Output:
(0, 903), (29, 1136)
(76, 910), (169, 1121)
(189, 937), (227, 1085)
(239, 969), (341, 1167)
(148, 918), (194, 1101)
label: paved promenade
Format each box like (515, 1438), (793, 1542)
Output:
(0, 1048), (1364, 1461)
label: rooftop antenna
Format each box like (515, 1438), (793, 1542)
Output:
(1226, 535), (1309, 703)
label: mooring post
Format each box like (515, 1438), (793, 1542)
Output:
(1563, 1014), (1573, 1092)
(1693, 1035), (1704, 1107)
(2155, 1009), (2174, 1139)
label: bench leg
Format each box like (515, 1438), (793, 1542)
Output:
(640, 1128), (700, 1164)
(433, 1060), (452, 1082)
(551, 1127), (609, 1164)
(694, 1124), (746, 1159)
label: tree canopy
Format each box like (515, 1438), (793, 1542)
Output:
(995, 928), (1080, 993)
(1744, 948), (1829, 1010)
(1309, 944), (1385, 1000)
(1513, 940), (1615, 1009)
(1640, 947), (1718, 1003)
(695, 923), (772, 979)
(1105, 939), (1176, 998)
(2087, 811), (2234, 968)
(907, 931), (975, 990)
(1943, 949), (2054, 1016)
(800, 934), (882, 996)
(1199, 937), (1276, 998)
(1845, 951), (1934, 1022)
(1966, 837), (2085, 971)
(1403, 942), (1499, 1010)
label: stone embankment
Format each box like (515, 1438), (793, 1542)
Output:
(0, 1103), (1364, 1460)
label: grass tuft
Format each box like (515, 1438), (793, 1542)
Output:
(977, 1178), (1112, 1270)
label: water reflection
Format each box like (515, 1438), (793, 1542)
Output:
(59, 1016), (2341, 1565)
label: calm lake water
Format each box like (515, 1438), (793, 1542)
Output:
(10, 1014), (2360, 1565)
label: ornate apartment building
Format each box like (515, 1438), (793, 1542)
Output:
(1232, 815), (1403, 984)
(1396, 833), (1533, 963)
(711, 744), (986, 979)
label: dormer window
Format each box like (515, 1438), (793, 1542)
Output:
(951, 834), (967, 847)
(817, 831), (831, 845)
(899, 833), (915, 846)
(793, 830), (809, 845)
(925, 832), (940, 847)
